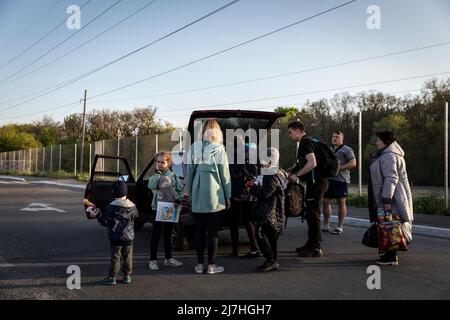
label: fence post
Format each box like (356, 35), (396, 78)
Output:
(59, 144), (62, 172)
(101, 140), (105, 172)
(445, 102), (448, 209)
(42, 147), (45, 173)
(50, 146), (53, 172)
(29, 149), (32, 174)
(117, 132), (120, 173)
(89, 143), (92, 177)
(35, 148), (38, 173)
(74, 144), (77, 176)
(135, 135), (138, 178)
(359, 111), (362, 197)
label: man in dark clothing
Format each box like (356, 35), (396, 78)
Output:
(287, 121), (328, 257)
(229, 142), (260, 257)
(87, 180), (138, 285)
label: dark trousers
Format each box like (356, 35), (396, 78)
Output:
(150, 221), (174, 260)
(230, 201), (259, 254)
(305, 179), (329, 249)
(193, 212), (222, 265)
(109, 244), (133, 277)
(256, 223), (279, 263)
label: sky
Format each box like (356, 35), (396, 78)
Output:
(0, 0), (449, 128)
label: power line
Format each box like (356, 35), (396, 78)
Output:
(58, 87), (425, 122)
(0, 101), (80, 121)
(88, 0), (360, 102)
(87, 40), (450, 105)
(1, 85), (426, 123)
(0, 0), (242, 112)
(152, 88), (426, 120)
(0, 0), (159, 89)
(0, 0), (92, 73)
(150, 71), (450, 115)
(0, 0), (61, 52)
(0, 0), (124, 85)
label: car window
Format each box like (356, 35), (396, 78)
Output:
(93, 157), (133, 182)
(141, 161), (156, 181)
(195, 117), (270, 132)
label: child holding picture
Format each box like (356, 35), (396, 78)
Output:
(148, 151), (184, 271)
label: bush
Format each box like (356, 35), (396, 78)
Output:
(343, 193), (450, 216)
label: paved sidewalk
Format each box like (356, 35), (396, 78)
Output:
(2, 175), (450, 236)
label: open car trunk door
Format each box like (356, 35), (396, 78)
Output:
(187, 109), (285, 138)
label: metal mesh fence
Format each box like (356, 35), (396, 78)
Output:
(0, 133), (181, 178)
(0, 114), (448, 195)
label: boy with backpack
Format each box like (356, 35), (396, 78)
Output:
(255, 147), (287, 272)
(287, 120), (335, 258)
(86, 180), (138, 285)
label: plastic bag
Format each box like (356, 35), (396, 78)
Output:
(377, 209), (408, 254)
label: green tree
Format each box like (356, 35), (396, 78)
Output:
(0, 125), (41, 152)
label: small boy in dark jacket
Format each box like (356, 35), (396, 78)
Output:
(256, 147), (287, 272)
(88, 181), (138, 285)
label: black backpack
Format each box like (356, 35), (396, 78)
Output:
(308, 137), (340, 178)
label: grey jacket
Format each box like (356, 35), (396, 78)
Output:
(369, 142), (413, 223)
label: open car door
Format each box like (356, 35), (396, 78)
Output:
(84, 155), (136, 214)
(133, 154), (157, 229)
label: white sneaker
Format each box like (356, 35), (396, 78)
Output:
(332, 226), (343, 235)
(322, 224), (330, 232)
(148, 260), (159, 271)
(164, 258), (183, 267)
(207, 264), (224, 274)
(194, 264), (204, 274)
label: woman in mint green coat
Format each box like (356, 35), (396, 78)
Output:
(186, 119), (231, 275)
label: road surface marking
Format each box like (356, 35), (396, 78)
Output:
(20, 203), (67, 213)
(0, 256), (14, 268)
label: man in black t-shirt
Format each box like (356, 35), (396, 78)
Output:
(287, 120), (328, 257)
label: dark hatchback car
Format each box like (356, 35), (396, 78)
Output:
(84, 110), (285, 250)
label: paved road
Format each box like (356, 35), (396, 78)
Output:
(1, 179), (450, 300)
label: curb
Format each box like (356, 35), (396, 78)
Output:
(30, 180), (86, 190)
(0, 175), (26, 182)
(329, 215), (450, 240)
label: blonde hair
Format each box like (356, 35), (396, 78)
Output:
(157, 151), (172, 168)
(202, 119), (223, 144)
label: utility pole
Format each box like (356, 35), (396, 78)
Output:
(359, 111), (362, 196)
(79, 90), (88, 175)
(445, 101), (448, 209)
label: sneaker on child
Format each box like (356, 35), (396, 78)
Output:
(164, 258), (183, 267)
(148, 260), (159, 271)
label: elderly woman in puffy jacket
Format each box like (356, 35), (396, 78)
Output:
(368, 131), (413, 266)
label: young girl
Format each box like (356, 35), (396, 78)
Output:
(148, 151), (184, 271)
